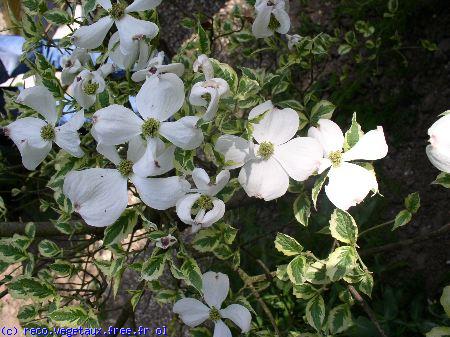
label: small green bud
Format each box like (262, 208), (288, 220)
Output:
(118, 159), (134, 177)
(195, 195), (214, 211)
(83, 81), (99, 95)
(257, 141), (275, 160)
(40, 124), (55, 141)
(209, 307), (221, 322)
(142, 118), (160, 138)
(328, 151), (343, 167)
(108, 3), (126, 20)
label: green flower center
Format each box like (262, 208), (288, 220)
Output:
(328, 151), (342, 167)
(195, 195), (214, 211)
(40, 124), (55, 141)
(142, 118), (160, 138)
(268, 15), (280, 31)
(209, 306), (221, 322)
(257, 141), (274, 160)
(118, 159), (134, 177)
(83, 81), (99, 95)
(108, 3), (126, 20)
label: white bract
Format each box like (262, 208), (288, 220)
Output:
(60, 48), (90, 86)
(108, 32), (152, 71)
(286, 34), (301, 50)
(92, 75), (203, 177)
(71, 64), (115, 109)
(189, 54), (230, 122)
(176, 168), (229, 233)
(216, 101), (323, 201)
(131, 51), (185, 82)
(4, 86), (84, 170)
(173, 271), (251, 336)
(308, 119), (388, 210)
(72, 0), (160, 53)
(426, 112), (450, 173)
(252, 0), (290, 39)
(63, 136), (190, 227)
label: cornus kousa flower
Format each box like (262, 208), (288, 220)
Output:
(60, 48), (90, 86)
(216, 101), (323, 201)
(252, 0), (290, 39)
(426, 112), (450, 173)
(4, 86), (84, 170)
(71, 64), (115, 109)
(176, 168), (229, 233)
(108, 32), (151, 70)
(308, 119), (388, 210)
(173, 271), (251, 336)
(189, 54), (230, 122)
(92, 77), (203, 178)
(131, 51), (185, 83)
(71, 0), (160, 53)
(63, 137), (190, 227)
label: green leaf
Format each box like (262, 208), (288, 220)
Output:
(358, 271), (374, 298)
(190, 327), (212, 337)
(420, 39), (439, 52)
(154, 289), (179, 304)
(44, 9), (71, 24)
(129, 289), (143, 311)
(8, 276), (56, 302)
(426, 327), (450, 337)
(329, 209), (358, 245)
(18, 305), (38, 323)
(326, 246), (357, 281)
(213, 244), (234, 260)
(338, 44), (352, 55)
(287, 255), (307, 285)
(405, 192), (420, 214)
(83, 0), (97, 13)
(181, 258), (203, 293)
(310, 100), (336, 124)
(25, 222), (36, 239)
(38, 239), (61, 258)
(210, 59), (239, 93)
(23, 0), (41, 12)
(344, 113), (363, 151)
(103, 209), (137, 246)
(275, 233), (303, 256)
(0, 240), (28, 263)
(392, 209), (412, 231)
(305, 294), (325, 331)
(49, 306), (99, 328)
(293, 192), (311, 227)
(327, 304), (353, 334)
(49, 262), (72, 277)
(141, 253), (167, 282)
(440, 285), (450, 317)
(293, 284), (317, 300)
(174, 148), (195, 174)
(197, 22), (210, 54)
(312, 171), (328, 209)
(305, 261), (329, 285)
(433, 172), (450, 188)
(192, 228), (221, 252)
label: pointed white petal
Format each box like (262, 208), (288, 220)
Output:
(252, 2), (273, 38)
(193, 169), (230, 196)
(192, 168), (211, 190)
(220, 304), (252, 333)
(72, 16), (114, 50)
(213, 320), (232, 337)
(159, 116), (203, 150)
(5, 117), (48, 149)
(158, 63), (185, 77)
(325, 162), (378, 210)
(202, 271), (229, 309)
(343, 126), (388, 162)
(116, 14), (158, 55)
(97, 0), (112, 10)
(21, 142), (52, 171)
(250, 104), (299, 145)
(274, 137), (322, 181)
(136, 73), (185, 121)
(63, 168), (128, 227)
(132, 175), (190, 210)
(307, 119), (344, 155)
(426, 145), (450, 173)
(127, 135), (146, 163)
(125, 0), (162, 12)
(98, 143), (121, 165)
(176, 193), (202, 226)
(92, 105), (143, 145)
(189, 82), (209, 107)
(132, 138), (175, 177)
(173, 298), (209, 327)
(109, 31), (139, 69)
(273, 7), (290, 34)
(215, 135), (252, 169)
(54, 110), (84, 157)
(238, 158), (289, 201)
(16, 86), (57, 124)
(200, 198), (225, 228)
(193, 54), (215, 80)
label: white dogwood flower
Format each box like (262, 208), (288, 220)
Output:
(216, 101), (323, 201)
(60, 48), (90, 86)
(92, 77), (203, 177)
(176, 168), (229, 233)
(63, 136), (190, 227)
(189, 55), (230, 122)
(173, 271), (251, 336)
(108, 32), (151, 70)
(308, 119), (388, 210)
(426, 113), (450, 173)
(4, 86), (84, 170)
(252, 0), (290, 39)
(71, 64), (115, 109)
(71, 0), (160, 53)
(131, 51), (185, 82)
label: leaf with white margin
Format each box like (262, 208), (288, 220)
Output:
(329, 209), (358, 245)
